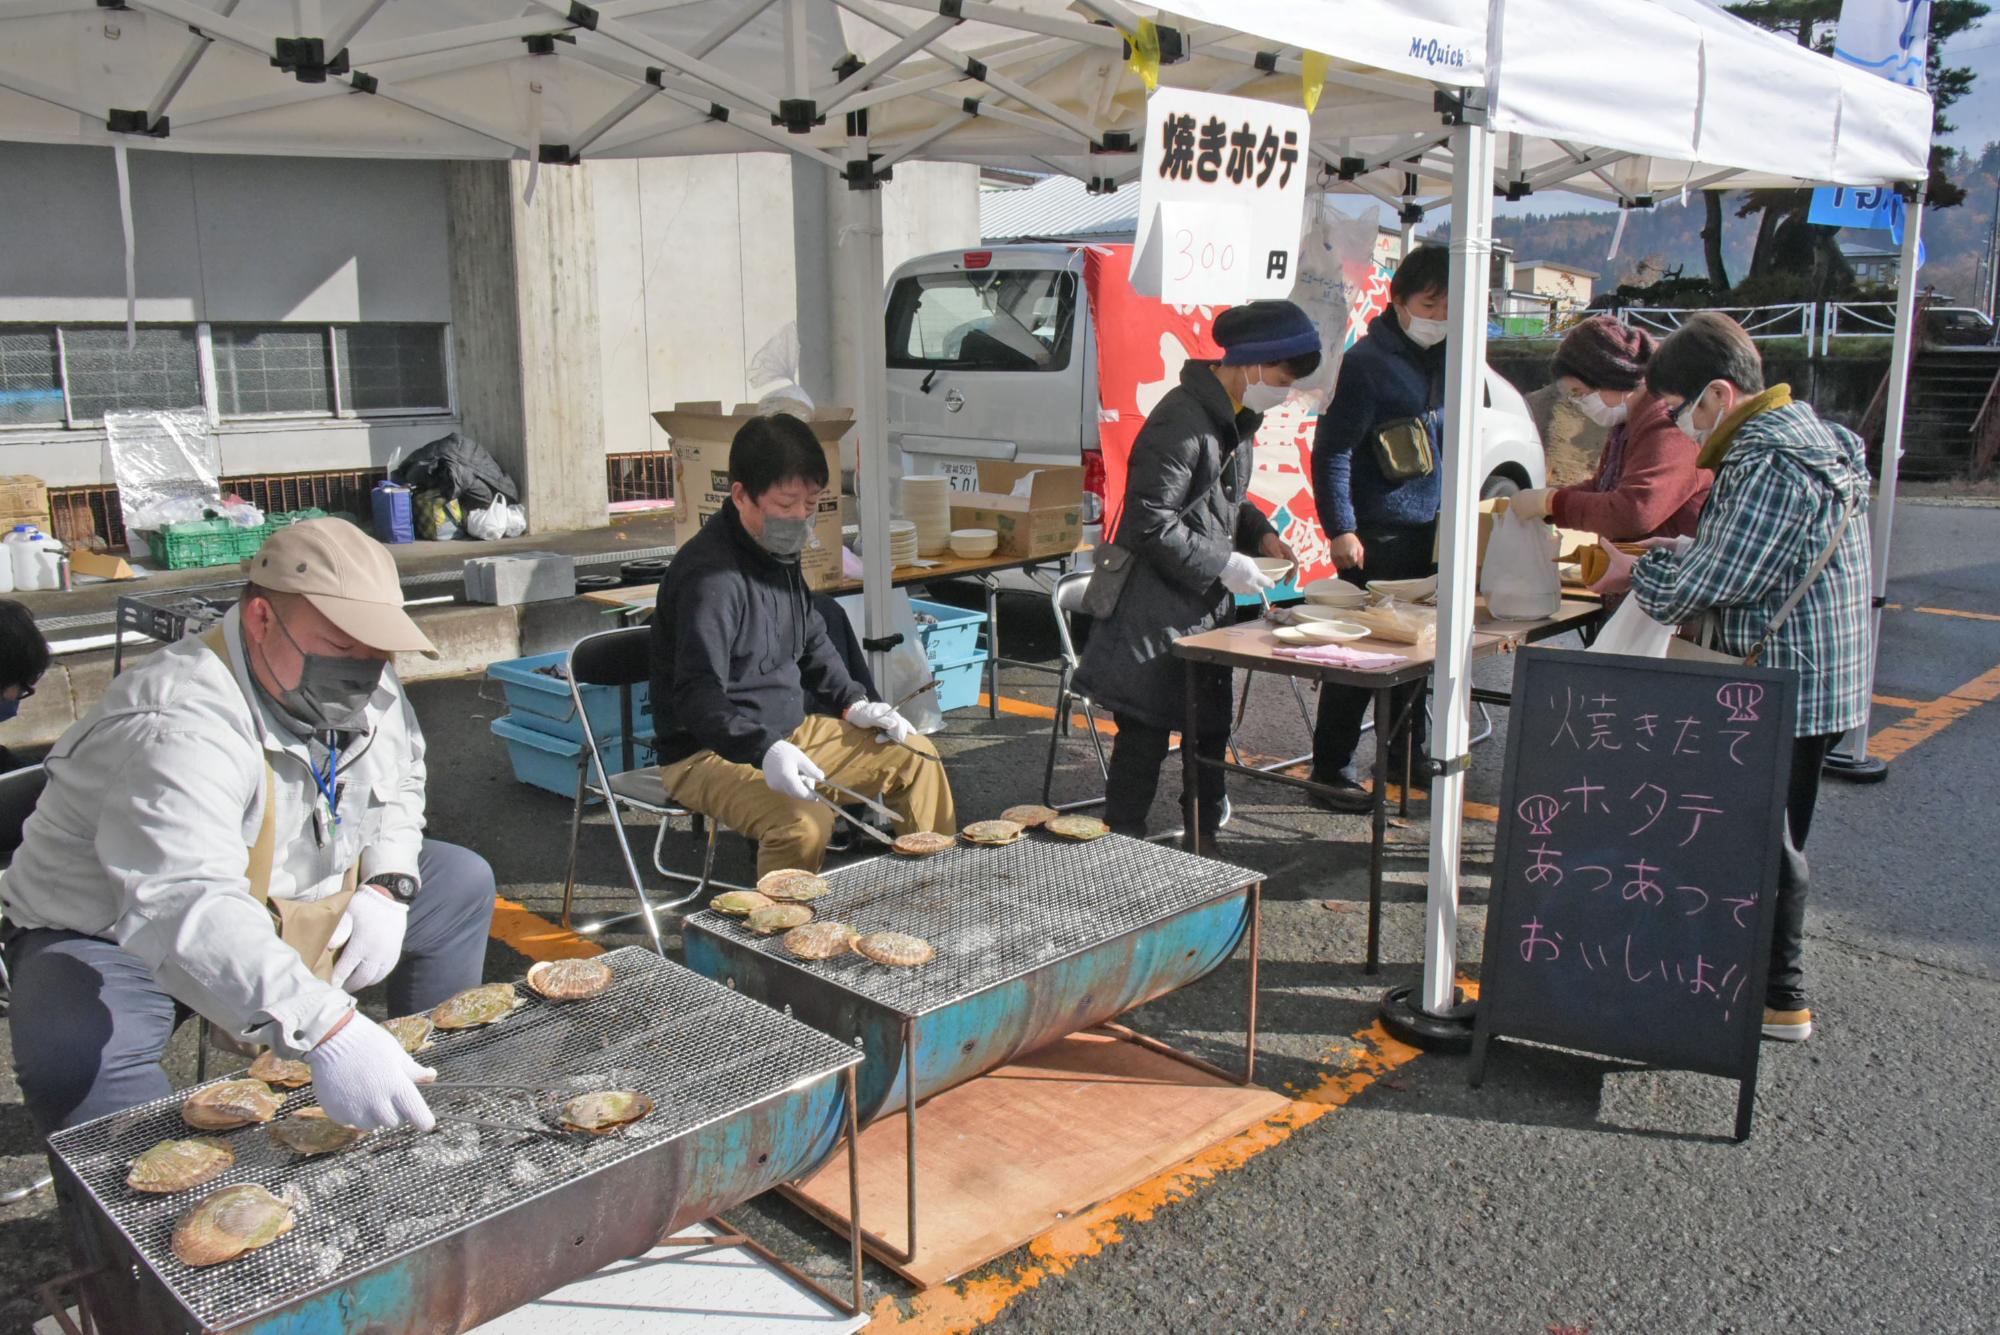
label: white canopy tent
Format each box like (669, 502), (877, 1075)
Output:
(0, 1), (1931, 1040)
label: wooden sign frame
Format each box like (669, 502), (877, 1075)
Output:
(1469, 647), (1798, 1141)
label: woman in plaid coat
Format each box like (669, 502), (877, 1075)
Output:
(1595, 314), (1872, 1045)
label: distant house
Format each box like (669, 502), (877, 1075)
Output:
(1515, 260), (1599, 312)
(1838, 236), (1900, 286)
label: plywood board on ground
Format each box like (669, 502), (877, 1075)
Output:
(786, 1029), (1290, 1287)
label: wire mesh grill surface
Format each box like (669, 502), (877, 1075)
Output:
(45, 948), (857, 1331)
(686, 833), (1259, 1017)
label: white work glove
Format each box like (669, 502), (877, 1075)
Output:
(305, 1011), (438, 1133)
(1638, 533), (1696, 556)
(327, 888), (409, 994)
(762, 738), (825, 801)
(1220, 551), (1275, 597)
(844, 699), (915, 745)
(1588, 539), (1639, 596)
(1509, 488), (1555, 523)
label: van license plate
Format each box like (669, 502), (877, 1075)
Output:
(939, 461), (981, 493)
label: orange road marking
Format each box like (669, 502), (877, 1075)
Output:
(1913, 605), (2000, 624)
(488, 894), (603, 962)
(1872, 694), (1925, 710)
(1868, 662), (2000, 763)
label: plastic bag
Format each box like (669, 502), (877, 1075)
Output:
(466, 495), (509, 541)
(503, 502), (527, 538)
(102, 409), (223, 556)
(413, 489), (462, 541)
(1480, 509), (1561, 620)
(747, 322), (814, 415)
(1586, 595), (1675, 658)
(832, 592), (945, 735)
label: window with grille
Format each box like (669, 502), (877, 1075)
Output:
(0, 322), (451, 427)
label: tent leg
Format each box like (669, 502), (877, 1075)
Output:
(1379, 112), (1493, 1049)
(1826, 190), (1924, 785)
(839, 142), (896, 689)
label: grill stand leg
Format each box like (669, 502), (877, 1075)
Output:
(1246, 881), (1261, 1086)
(899, 1017), (919, 1265)
(35, 1267), (97, 1335)
(1366, 685), (1390, 974)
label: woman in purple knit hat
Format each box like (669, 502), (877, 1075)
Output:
(1510, 316), (1713, 542)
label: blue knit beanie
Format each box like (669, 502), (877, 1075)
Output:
(1214, 300), (1320, 366)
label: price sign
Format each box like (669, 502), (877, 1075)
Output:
(1130, 88), (1310, 305)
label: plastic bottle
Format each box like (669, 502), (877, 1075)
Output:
(0, 536), (15, 594)
(4, 526), (33, 591)
(8, 526), (59, 591)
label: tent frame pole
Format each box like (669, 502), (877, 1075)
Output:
(842, 138), (896, 691)
(1380, 109), (1494, 1049)
(1826, 184), (1926, 783)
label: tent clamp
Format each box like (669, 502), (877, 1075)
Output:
(1504, 178), (1532, 201)
(1423, 752), (1471, 778)
(1619, 194), (1656, 210)
(1398, 201), (1424, 225)
(566, 2), (599, 30)
(1433, 90), (1485, 128)
(844, 156), (890, 191)
(105, 108), (167, 137)
(1335, 155), (1365, 181)
(861, 633), (904, 653)
(1086, 176), (1119, 195)
(1253, 50), (1278, 74)
(272, 36), (349, 84)
(961, 97), (980, 117)
(538, 144), (576, 165)
(1092, 130), (1134, 155)
(775, 98), (824, 133)
(1871, 594), (1887, 609)
(350, 71), (378, 95)
(962, 58), (988, 83)
(1119, 24), (1186, 65)
(524, 33), (575, 56)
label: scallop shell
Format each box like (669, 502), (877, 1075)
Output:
(526, 957), (613, 1002)
(182, 1079), (283, 1131)
(960, 819), (1025, 846)
(383, 1014), (435, 1054)
(1000, 804), (1059, 829)
(431, 983), (524, 1030)
(125, 1139), (234, 1194)
(855, 932), (935, 967)
(246, 1050), (312, 1090)
(170, 1184), (296, 1268)
(266, 1108), (366, 1157)
(745, 903), (814, 935)
(891, 831), (955, 857)
(711, 890), (774, 917)
(783, 921), (859, 961)
(756, 869), (829, 902)
(559, 1089), (653, 1135)
(1045, 814), (1111, 841)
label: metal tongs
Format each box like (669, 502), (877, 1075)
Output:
(809, 780), (900, 847)
(422, 1080), (572, 1137)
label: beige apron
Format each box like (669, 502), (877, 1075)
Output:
(203, 632), (357, 982)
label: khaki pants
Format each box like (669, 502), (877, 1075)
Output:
(659, 714), (957, 877)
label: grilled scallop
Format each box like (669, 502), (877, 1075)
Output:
(526, 957), (613, 1002)
(266, 1108), (366, 1157)
(125, 1139), (234, 1194)
(783, 922), (859, 961)
(246, 1050), (312, 1090)
(756, 869), (830, 903)
(1045, 815), (1111, 841)
(170, 1184), (295, 1268)
(745, 903), (814, 935)
(710, 890), (774, 916)
(383, 1014), (435, 1054)
(960, 819), (1025, 846)
(181, 1080), (283, 1131)
(891, 831), (954, 857)
(855, 932), (935, 967)
(559, 1090), (653, 1135)
(431, 983), (525, 1030)
(1000, 804), (1059, 829)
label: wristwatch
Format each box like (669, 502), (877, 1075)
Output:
(371, 873), (419, 904)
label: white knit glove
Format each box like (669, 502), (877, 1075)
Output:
(1220, 552), (1275, 597)
(1638, 534), (1696, 556)
(761, 739), (825, 801)
(844, 699), (915, 745)
(305, 1012), (438, 1132)
(328, 888), (408, 993)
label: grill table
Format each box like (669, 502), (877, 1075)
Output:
(683, 833), (1261, 1264)
(42, 948), (865, 1334)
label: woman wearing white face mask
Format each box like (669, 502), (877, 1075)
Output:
(1509, 316), (1712, 543)
(1074, 300), (1320, 840)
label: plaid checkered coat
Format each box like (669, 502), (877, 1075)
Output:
(1630, 399), (1874, 738)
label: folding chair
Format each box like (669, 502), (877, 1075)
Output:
(557, 626), (749, 954)
(1040, 569), (1114, 811)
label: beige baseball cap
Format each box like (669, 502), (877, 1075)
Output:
(244, 518), (438, 657)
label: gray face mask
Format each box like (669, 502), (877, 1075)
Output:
(267, 608), (387, 731)
(756, 513), (812, 559)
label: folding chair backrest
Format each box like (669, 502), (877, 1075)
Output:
(1050, 569), (1094, 669)
(0, 763), (47, 862)
(567, 626), (652, 689)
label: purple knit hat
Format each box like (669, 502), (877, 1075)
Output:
(1552, 316), (1656, 390)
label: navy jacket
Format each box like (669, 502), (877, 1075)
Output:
(1310, 309), (1448, 534)
(650, 502), (864, 767)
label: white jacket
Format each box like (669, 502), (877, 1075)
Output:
(2, 607), (428, 1055)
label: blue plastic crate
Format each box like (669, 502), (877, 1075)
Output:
(486, 650), (652, 745)
(909, 598), (988, 666)
(931, 651), (988, 714)
(489, 715), (655, 799)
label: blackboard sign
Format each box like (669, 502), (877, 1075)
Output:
(1469, 647), (1798, 1140)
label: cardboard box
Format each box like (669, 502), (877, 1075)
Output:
(947, 461), (1085, 560)
(0, 474), (49, 533)
(651, 403), (851, 590)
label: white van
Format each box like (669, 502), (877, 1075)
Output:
(884, 243), (1546, 590)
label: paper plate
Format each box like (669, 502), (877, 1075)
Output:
(1368, 576), (1438, 603)
(1253, 556), (1295, 583)
(1287, 604), (1356, 624)
(1300, 578), (1368, 607)
(1273, 620), (1368, 644)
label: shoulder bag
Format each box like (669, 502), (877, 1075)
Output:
(1670, 492), (1862, 665)
(1079, 441), (1240, 621)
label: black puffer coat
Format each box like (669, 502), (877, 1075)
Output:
(1073, 361), (1275, 731)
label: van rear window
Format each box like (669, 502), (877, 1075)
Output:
(886, 269), (1076, 373)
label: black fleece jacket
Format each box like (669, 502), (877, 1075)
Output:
(650, 502), (864, 767)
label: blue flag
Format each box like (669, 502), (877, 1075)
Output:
(1811, 1), (1929, 267)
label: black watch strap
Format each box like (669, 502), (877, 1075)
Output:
(372, 873), (419, 903)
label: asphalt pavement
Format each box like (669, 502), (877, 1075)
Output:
(1, 498), (1994, 1333)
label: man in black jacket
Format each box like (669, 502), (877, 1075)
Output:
(651, 415), (956, 876)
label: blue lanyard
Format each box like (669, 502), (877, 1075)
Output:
(309, 739), (341, 827)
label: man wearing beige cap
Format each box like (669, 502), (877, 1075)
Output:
(3, 519), (495, 1135)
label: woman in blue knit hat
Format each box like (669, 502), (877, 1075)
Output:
(1073, 299), (1320, 840)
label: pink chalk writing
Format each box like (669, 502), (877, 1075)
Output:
(1517, 793), (1560, 836)
(1716, 681), (1764, 723)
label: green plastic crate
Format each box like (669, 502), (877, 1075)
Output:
(146, 508), (329, 570)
